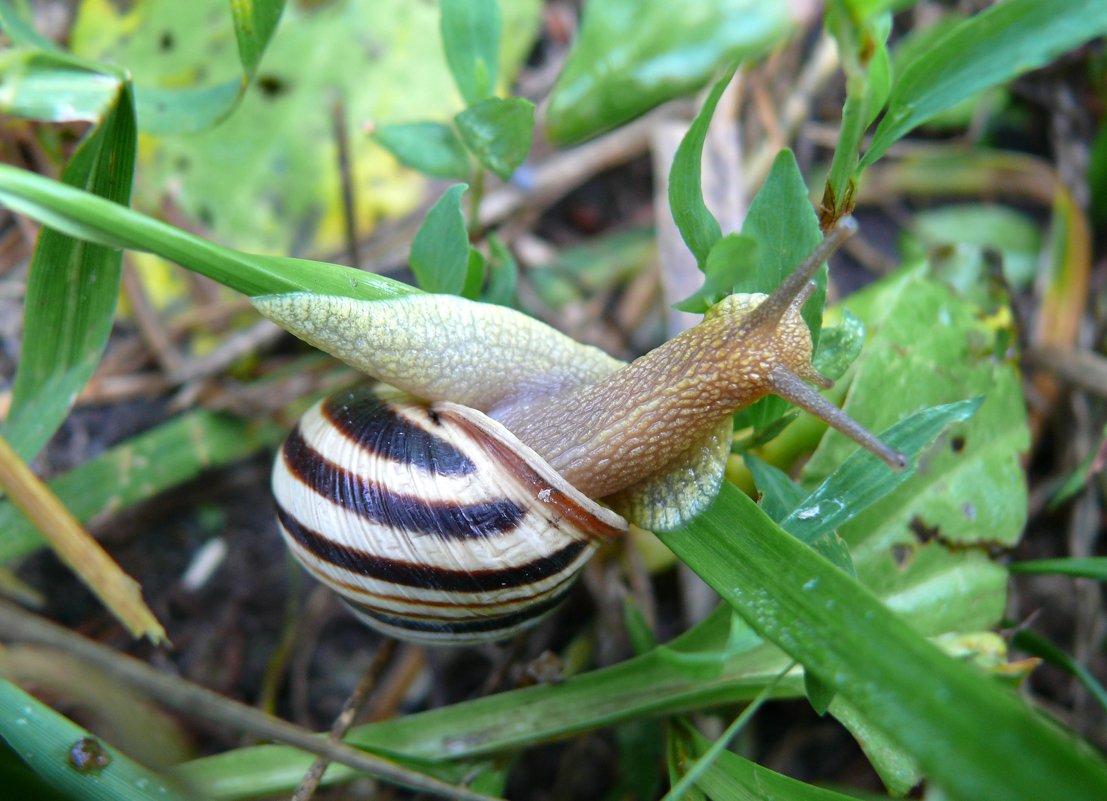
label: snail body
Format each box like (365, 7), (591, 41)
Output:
(258, 219), (905, 645)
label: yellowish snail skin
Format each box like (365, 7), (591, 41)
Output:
(256, 218), (905, 645)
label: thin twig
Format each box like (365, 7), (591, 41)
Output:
(120, 261), (184, 375)
(0, 601), (504, 801)
(292, 638), (397, 801)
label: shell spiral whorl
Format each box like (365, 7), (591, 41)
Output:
(272, 384), (627, 645)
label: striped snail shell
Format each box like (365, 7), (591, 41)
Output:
(272, 384), (625, 645)
(256, 219), (905, 646)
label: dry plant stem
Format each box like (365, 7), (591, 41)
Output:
(332, 98), (362, 268)
(0, 600), (504, 801)
(0, 434), (166, 643)
(120, 261), (184, 374)
(743, 33), (838, 193)
(1025, 347), (1107, 398)
(292, 638), (398, 801)
(167, 319), (284, 384)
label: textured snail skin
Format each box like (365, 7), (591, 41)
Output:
(272, 384), (625, 645)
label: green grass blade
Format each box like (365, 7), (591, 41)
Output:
(1013, 629), (1107, 712)
(654, 485), (1107, 800)
(0, 411), (279, 564)
(674, 724), (862, 801)
(0, 679), (196, 801)
(4, 82), (136, 462)
(0, 165), (416, 300)
(1010, 557), (1107, 581)
(863, 0), (1107, 167)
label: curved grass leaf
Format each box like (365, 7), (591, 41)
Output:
(0, 165), (416, 300)
(1013, 629), (1107, 712)
(0, 679), (195, 801)
(862, 0), (1107, 167)
(668, 66), (732, 268)
(656, 485), (1107, 801)
(673, 724), (861, 801)
(440, 0), (500, 106)
(1010, 557), (1107, 581)
(4, 81), (135, 463)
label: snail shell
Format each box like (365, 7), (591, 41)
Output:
(272, 384), (626, 645)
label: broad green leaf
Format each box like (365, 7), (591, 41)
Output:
(409, 184), (470, 294)
(0, 679), (193, 801)
(674, 233), (758, 312)
(908, 203), (1042, 289)
(4, 81), (136, 462)
(439, 0), (500, 106)
(668, 66), (732, 269)
(863, 0), (1107, 167)
(454, 97), (535, 180)
(802, 267), (1029, 572)
(1010, 557), (1107, 581)
(545, 0), (791, 145)
(372, 122), (471, 180)
(0, 164), (416, 301)
(0, 411), (278, 564)
(528, 227), (655, 311)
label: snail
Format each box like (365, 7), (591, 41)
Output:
(254, 218), (905, 645)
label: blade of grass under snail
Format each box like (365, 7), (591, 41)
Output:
(0, 411), (280, 565)
(0, 165), (417, 301)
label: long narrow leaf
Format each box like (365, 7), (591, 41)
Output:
(863, 0), (1107, 166)
(4, 82), (136, 462)
(0, 165), (415, 301)
(655, 486), (1107, 800)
